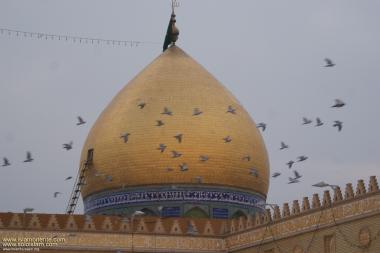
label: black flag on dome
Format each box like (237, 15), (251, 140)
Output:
(163, 5), (179, 51)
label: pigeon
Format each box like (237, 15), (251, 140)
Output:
(293, 170), (302, 179)
(272, 172), (281, 178)
(156, 120), (164, 127)
(333, 121), (343, 131)
(194, 176), (203, 183)
(179, 163), (188, 171)
(174, 133), (183, 143)
(315, 117), (324, 127)
(24, 151), (34, 162)
(242, 155), (251, 161)
(137, 101), (146, 109)
(65, 176), (72, 181)
(312, 181), (339, 189)
(199, 155), (209, 162)
(161, 107), (173, 116)
(324, 58), (335, 67)
(192, 108), (203, 116)
(157, 144), (167, 153)
(54, 192), (62, 198)
(302, 117), (312, 125)
(77, 116), (86, 125)
(287, 160), (295, 169)
(332, 99), (345, 108)
(256, 123), (266, 132)
(223, 136), (232, 143)
(120, 133), (130, 143)
(2, 157), (10, 167)
(226, 105), (236, 114)
(288, 177), (300, 184)
(23, 208), (34, 213)
(63, 141), (73, 150)
(280, 142), (289, 150)
(171, 151), (182, 158)
(249, 168), (259, 177)
(297, 156), (308, 162)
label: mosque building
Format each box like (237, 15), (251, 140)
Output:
(0, 10), (379, 253)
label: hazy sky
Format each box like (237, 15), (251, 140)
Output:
(0, 0), (379, 214)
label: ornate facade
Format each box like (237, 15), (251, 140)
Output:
(0, 176), (379, 252)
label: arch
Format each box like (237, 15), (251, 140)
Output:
(231, 210), (247, 219)
(184, 207), (209, 218)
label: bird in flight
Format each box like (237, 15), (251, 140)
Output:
(193, 108), (203, 116)
(287, 160), (295, 169)
(156, 120), (165, 127)
(54, 192), (62, 198)
(120, 133), (130, 143)
(24, 152), (34, 162)
(63, 141), (73, 150)
(179, 163), (188, 171)
(223, 136), (232, 143)
(333, 120), (343, 131)
(2, 157), (10, 167)
(288, 177), (300, 184)
(137, 101), (146, 109)
(249, 168), (259, 177)
(226, 105), (236, 114)
(65, 176), (72, 181)
(302, 117), (312, 125)
(242, 155), (251, 161)
(105, 175), (113, 182)
(324, 58), (335, 67)
(272, 172), (281, 178)
(77, 116), (86, 126)
(199, 155), (209, 162)
(174, 133), (183, 143)
(332, 99), (345, 108)
(293, 170), (302, 179)
(315, 117), (324, 127)
(256, 123), (266, 132)
(312, 181), (339, 189)
(280, 142), (289, 150)
(171, 151), (182, 158)
(157, 144), (167, 153)
(297, 156), (308, 162)
(161, 107), (173, 116)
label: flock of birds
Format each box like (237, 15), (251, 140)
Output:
(2, 58), (344, 213)
(1, 116), (87, 200)
(256, 58), (345, 185)
(119, 103), (256, 182)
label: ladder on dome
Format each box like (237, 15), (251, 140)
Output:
(65, 159), (91, 214)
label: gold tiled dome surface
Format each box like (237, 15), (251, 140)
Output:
(80, 46), (269, 198)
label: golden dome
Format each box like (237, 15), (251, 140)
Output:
(80, 46), (269, 200)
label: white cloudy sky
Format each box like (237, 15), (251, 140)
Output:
(0, 0), (379, 214)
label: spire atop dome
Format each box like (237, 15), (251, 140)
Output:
(163, 0), (180, 51)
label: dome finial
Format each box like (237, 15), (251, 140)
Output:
(163, 0), (180, 52)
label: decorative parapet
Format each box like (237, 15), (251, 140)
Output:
(333, 186), (343, 203)
(0, 176), (379, 252)
(226, 176), (380, 251)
